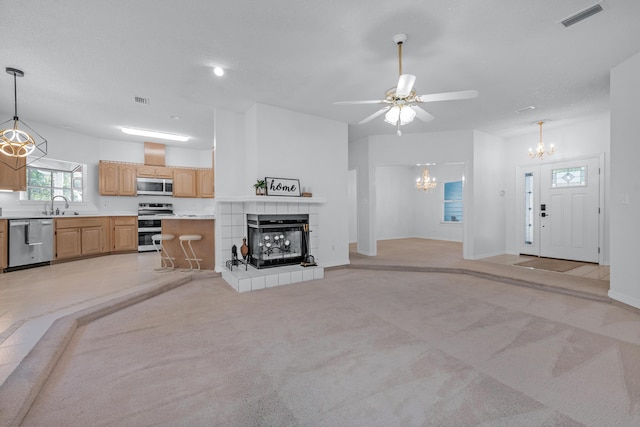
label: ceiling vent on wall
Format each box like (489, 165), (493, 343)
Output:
(134, 96), (150, 105)
(560, 2), (606, 28)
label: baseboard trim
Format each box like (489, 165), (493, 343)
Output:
(608, 290), (640, 311)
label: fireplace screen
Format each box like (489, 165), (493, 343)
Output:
(247, 214), (308, 269)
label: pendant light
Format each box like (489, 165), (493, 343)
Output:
(527, 121), (555, 159)
(0, 67), (47, 169)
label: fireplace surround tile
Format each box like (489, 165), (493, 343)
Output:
(278, 272), (292, 286)
(251, 275), (266, 291)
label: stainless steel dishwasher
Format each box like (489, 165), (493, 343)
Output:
(8, 219), (55, 268)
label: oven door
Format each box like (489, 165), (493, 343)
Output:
(138, 229), (161, 252)
(138, 217), (162, 252)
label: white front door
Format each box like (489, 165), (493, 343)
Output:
(539, 158), (600, 262)
(517, 157), (601, 263)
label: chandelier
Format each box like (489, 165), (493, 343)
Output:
(0, 67), (47, 169)
(528, 121), (554, 159)
(416, 167), (437, 192)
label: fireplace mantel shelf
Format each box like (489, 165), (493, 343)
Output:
(216, 196), (326, 204)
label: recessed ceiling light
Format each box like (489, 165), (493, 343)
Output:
(213, 67), (224, 77)
(121, 127), (189, 142)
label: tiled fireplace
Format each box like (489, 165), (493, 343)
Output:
(247, 213), (309, 269)
(216, 197), (324, 293)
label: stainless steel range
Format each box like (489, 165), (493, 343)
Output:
(138, 203), (174, 252)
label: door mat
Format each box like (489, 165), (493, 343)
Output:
(515, 258), (587, 273)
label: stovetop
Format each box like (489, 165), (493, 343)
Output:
(137, 202), (174, 217)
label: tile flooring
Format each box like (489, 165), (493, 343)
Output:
(481, 253), (610, 281)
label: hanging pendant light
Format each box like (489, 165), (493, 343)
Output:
(527, 121), (555, 159)
(0, 67), (47, 169)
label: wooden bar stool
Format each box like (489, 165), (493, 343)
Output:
(152, 234), (175, 271)
(179, 234), (202, 271)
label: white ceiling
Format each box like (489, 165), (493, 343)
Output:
(1, 0), (639, 150)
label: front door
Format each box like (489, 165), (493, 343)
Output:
(517, 157), (601, 263)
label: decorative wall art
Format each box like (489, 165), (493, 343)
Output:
(265, 177), (301, 197)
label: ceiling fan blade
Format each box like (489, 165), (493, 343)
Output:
(358, 106), (391, 124)
(396, 74), (416, 98)
(412, 105), (435, 122)
(334, 100), (387, 105)
(416, 90), (479, 103)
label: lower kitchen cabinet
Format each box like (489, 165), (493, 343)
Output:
(55, 217), (110, 260)
(56, 227), (82, 259)
(111, 216), (138, 252)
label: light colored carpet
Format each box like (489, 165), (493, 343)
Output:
(21, 269), (640, 426)
(515, 258), (587, 273)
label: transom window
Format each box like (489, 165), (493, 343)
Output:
(551, 166), (586, 188)
(443, 180), (463, 222)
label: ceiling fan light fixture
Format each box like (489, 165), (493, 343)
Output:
(384, 105), (415, 126)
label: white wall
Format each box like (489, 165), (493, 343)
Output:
(347, 169), (357, 243)
(214, 108), (246, 197)
(348, 137), (375, 255)
(609, 51), (640, 309)
(218, 103), (350, 268)
(375, 165), (415, 240)
(502, 115), (610, 262)
(468, 130), (506, 259)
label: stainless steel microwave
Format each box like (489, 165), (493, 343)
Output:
(136, 177), (173, 196)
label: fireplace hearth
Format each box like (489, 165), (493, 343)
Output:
(247, 214), (309, 269)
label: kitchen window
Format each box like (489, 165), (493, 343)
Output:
(21, 158), (85, 202)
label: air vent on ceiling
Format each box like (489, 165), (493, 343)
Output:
(134, 96), (150, 105)
(560, 2), (605, 28)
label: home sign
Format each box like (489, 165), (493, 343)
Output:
(265, 177), (301, 197)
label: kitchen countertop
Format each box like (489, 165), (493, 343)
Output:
(0, 213), (137, 220)
(0, 213), (215, 220)
(162, 215), (215, 220)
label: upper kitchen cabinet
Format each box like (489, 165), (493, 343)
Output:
(0, 157), (26, 191)
(98, 161), (136, 196)
(197, 169), (214, 198)
(173, 168), (197, 198)
(137, 165), (173, 179)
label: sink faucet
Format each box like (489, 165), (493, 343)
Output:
(48, 195), (69, 215)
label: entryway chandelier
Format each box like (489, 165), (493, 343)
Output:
(0, 67), (47, 169)
(416, 167), (437, 192)
(528, 121), (555, 159)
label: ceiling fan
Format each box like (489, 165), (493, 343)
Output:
(335, 33), (478, 136)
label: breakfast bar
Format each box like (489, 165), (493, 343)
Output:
(160, 217), (215, 270)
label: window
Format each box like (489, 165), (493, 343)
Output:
(23, 158), (84, 202)
(551, 166), (587, 188)
(524, 172), (534, 245)
(444, 180), (463, 222)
